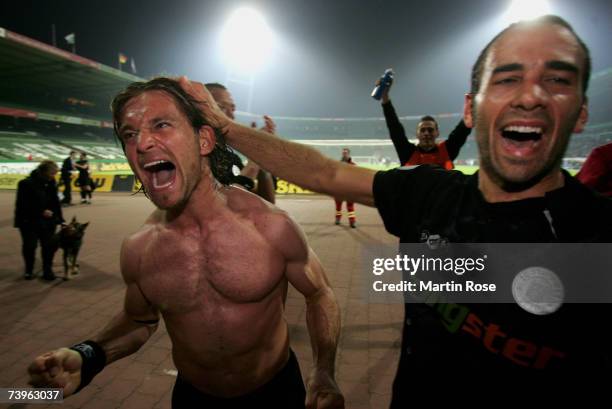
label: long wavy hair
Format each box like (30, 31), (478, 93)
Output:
(111, 77), (236, 192)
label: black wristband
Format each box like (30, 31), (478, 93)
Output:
(69, 340), (106, 392)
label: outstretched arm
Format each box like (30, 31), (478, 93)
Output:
(91, 287), (159, 364)
(28, 238), (159, 397)
(445, 119), (471, 161)
(275, 215), (344, 409)
(180, 77), (376, 206)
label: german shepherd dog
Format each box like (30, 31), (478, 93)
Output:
(52, 216), (89, 280)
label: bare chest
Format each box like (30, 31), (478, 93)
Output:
(137, 225), (285, 312)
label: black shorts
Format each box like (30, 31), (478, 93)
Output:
(171, 349), (306, 409)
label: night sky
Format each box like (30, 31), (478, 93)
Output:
(2, 0), (611, 118)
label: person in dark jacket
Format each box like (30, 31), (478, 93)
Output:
(14, 160), (64, 280)
(75, 152), (94, 204)
(60, 151), (76, 206)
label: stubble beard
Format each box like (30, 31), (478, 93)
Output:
(472, 99), (579, 193)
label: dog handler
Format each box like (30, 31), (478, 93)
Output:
(14, 160), (64, 281)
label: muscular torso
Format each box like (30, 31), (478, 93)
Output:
(126, 187), (293, 396)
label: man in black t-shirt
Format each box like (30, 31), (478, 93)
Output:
(185, 15), (611, 400)
(60, 150), (76, 205)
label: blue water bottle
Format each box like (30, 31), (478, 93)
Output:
(371, 69), (394, 100)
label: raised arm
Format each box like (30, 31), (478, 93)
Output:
(382, 101), (415, 165)
(28, 237), (159, 397)
(377, 74), (415, 165)
(276, 215), (344, 409)
(444, 119), (471, 161)
(180, 77), (376, 207)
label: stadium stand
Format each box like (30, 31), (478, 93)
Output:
(1, 25), (611, 191)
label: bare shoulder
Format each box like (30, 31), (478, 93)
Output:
(120, 209), (164, 283)
(224, 186), (308, 261)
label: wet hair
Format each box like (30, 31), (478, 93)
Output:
(470, 15), (591, 96)
(419, 115), (438, 130)
(110, 77), (235, 186)
(204, 82), (227, 92)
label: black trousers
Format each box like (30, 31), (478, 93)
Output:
(19, 222), (56, 275)
(78, 178), (93, 200)
(171, 349), (306, 409)
(61, 175), (72, 204)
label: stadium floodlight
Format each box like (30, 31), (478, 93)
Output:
(221, 8), (274, 73)
(503, 0), (551, 24)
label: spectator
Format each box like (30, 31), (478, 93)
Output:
(377, 72), (470, 169)
(334, 148), (356, 228)
(75, 152), (93, 204)
(60, 150), (77, 206)
(14, 160), (64, 280)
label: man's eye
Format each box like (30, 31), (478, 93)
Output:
(156, 122), (170, 129)
(493, 77), (519, 85)
(546, 76), (571, 85)
(122, 131), (136, 140)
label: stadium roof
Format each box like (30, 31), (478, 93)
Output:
(0, 26), (145, 121)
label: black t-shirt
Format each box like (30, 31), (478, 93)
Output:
(76, 159), (89, 181)
(61, 156), (74, 178)
(373, 166), (612, 396)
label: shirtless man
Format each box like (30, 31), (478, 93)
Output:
(27, 77), (344, 409)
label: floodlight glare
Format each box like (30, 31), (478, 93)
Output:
(503, 0), (551, 24)
(221, 8), (274, 73)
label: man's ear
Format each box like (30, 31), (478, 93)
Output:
(198, 125), (216, 156)
(463, 93), (474, 128)
(573, 99), (589, 134)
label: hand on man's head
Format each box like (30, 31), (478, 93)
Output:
(178, 76), (232, 133)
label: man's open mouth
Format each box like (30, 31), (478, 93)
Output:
(501, 125), (544, 142)
(143, 160), (176, 189)
(499, 125), (545, 157)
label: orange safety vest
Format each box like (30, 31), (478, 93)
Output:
(403, 141), (454, 170)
